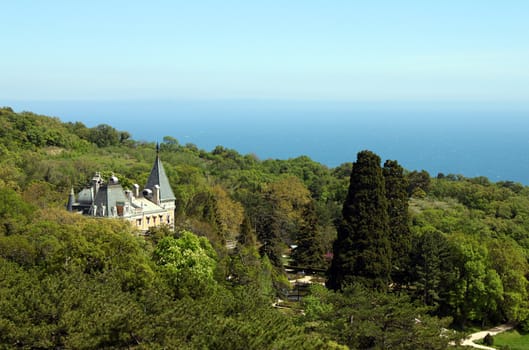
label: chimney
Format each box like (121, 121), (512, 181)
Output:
(133, 184), (140, 198)
(153, 185), (160, 205)
(66, 187), (75, 211)
(92, 172), (101, 195)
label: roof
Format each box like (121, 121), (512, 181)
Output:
(131, 197), (166, 214)
(77, 188), (94, 204)
(145, 153), (176, 202)
(93, 184), (129, 217)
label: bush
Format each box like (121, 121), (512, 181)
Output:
(483, 333), (494, 346)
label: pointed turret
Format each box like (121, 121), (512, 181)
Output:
(145, 147), (176, 203)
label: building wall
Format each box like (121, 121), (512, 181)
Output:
(127, 205), (175, 232)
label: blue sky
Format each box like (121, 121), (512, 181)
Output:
(2, 1), (529, 104)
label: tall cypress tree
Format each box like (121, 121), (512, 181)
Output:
(383, 160), (411, 286)
(327, 150), (391, 291)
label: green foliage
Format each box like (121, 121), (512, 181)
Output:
(0, 186), (35, 235)
(4, 106), (529, 346)
(492, 329), (529, 350)
(211, 184), (245, 242)
(484, 332), (494, 346)
(249, 175), (312, 267)
(153, 230), (217, 297)
(327, 150), (391, 291)
(450, 234), (504, 326)
(87, 124), (121, 147)
(410, 175), (529, 327)
(407, 170), (431, 197)
(237, 214), (257, 247)
(0, 107), (86, 150)
(0, 210), (157, 348)
(383, 159), (411, 286)
(0, 206), (318, 348)
(302, 284), (459, 349)
(409, 229), (458, 312)
(292, 200), (326, 269)
(487, 239), (529, 324)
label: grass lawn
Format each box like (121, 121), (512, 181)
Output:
(491, 330), (529, 350)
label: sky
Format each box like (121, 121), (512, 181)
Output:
(2, 1), (529, 104)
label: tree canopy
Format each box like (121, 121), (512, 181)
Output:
(2, 106), (529, 347)
(327, 150), (391, 291)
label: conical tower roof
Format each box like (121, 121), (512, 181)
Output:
(145, 145), (176, 202)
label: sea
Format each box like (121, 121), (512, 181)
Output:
(5, 99), (529, 185)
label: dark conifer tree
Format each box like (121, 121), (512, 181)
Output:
(406, 170), (431, 197)
(230, 214), (263, 286)
(258, 207), (284, 267)
(327, 150), (391, 291)
(383, 160), (411, 286)
(238, 214), (257, 248)
(292, 200), (325, 269)
(244, 193), (284, 267)
(409, 230), (458, 313)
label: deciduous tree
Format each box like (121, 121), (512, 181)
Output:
(153, 230), (217, 297)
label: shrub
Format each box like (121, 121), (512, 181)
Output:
(483, 333), (494, 346)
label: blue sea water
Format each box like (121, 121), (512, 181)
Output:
(5, 99), (529, 184)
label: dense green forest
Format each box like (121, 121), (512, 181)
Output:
(1, 106), (529, 349)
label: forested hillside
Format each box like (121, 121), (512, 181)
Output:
(1, 106), (529, 349)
